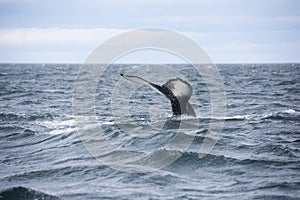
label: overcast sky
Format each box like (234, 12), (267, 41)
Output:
(0, 0), (299, 63)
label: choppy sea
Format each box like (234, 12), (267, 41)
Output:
(0, 63), (299, 199)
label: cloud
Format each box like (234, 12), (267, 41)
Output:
(0, 28), (126, 63)
(0, 28), (124, 47)
(0, 27), (299, 63)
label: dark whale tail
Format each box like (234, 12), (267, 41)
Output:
(120, 74), (196, 117)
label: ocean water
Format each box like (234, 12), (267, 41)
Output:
(0, 63), (299, 199)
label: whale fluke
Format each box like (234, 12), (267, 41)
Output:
(120, 74), (196, 117)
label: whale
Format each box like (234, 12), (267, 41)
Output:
(120, 74), (196, 117)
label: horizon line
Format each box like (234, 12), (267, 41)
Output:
(0, 62), (299, 65)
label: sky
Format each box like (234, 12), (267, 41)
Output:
(0, 0), (299, 63)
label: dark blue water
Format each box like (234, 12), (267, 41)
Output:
(0, 63), (299, 199)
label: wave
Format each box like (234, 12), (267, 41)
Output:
(0, 186), (60, 200)
(0, 112), (54, 121)
(0, 72), (8, 76)
(36, 118), (77, 135)
(0, 125), (36, 141)
(92, 147), (298, 173)
(223, 109), (299, 121)
(263, 109), (299, 121)
(163, 148), (298, 167)
(5, 129), (36, 140)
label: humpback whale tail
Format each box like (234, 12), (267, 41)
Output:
(120, 74), (196, 117)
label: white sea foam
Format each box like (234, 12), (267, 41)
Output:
(37, 118), (77, 135)
(223, 109), (297, 121)
(222, 113), (273, 121)
(283, 109), (296, 114)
